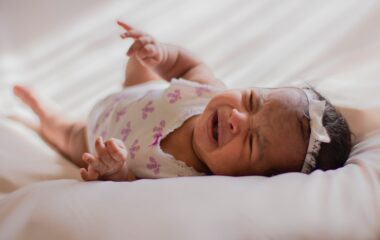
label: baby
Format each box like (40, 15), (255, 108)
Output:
(13, 21), (352, 181)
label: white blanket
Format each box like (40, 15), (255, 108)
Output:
(1, 0), (380, 239)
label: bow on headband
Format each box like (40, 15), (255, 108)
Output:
(301, 89), (331, 174)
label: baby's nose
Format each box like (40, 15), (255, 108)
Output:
(228, 109), (249, 134)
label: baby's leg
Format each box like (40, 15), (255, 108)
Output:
(13, 86), (88, 168)
(123, 56), (163, 87)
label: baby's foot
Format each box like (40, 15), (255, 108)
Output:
(13, 85), (47, 120)
(13, 85), (72, 151)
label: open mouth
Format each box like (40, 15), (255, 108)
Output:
(212, 112), (219, 144)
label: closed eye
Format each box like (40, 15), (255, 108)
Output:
(246, 130), (253, 161)
(249, 90), (253, 111)
(245, 90), (255, 160)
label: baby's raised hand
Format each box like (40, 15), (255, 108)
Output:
(117, 20), (163, 67)
(80, 137), (129, 181)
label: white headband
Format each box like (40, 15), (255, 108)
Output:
(301, 89), (331, 174)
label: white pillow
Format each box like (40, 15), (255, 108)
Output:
(0, 125), (379, 239)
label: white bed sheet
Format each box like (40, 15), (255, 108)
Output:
(1, 0), (380, 239)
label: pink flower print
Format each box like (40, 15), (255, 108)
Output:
(142, 100), (154, 119)
(103, 105), (113, 120)
(152, 120), (166, 132)
(167, 89), (181, 104)
(195, 86), (211, 96)
(147, 156), (160, 175)
(120, 121), (132, 141)
(116, 107), (128, 123)
(150, 135), (161, 146)
(129, 139), (140, 159)
(150, 120), (166, 146)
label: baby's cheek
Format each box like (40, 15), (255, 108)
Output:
(218, 141), (244, 161)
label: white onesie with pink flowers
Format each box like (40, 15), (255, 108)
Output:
(86, 79), (222, 179)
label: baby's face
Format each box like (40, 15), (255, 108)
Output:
(193, 87), (310, 176)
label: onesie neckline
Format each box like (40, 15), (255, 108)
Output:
(156, 107), (207, 176)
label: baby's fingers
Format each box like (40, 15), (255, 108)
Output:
(82, 152), (96, 166)
(95, 136), (110, 160)
(127, 37), (155, 57)
(120, 28), (148, 41)
(117, 20), (133, 31)
(120, 30), (142, 40)
(82, 152), (108, 175)
(126, 40), (143, 57)
(105, 139), (128, 162)
(137, 44), (158, 61)
(80, 166), (99, 181)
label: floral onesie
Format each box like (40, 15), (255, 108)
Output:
(86, 79), (222, 178)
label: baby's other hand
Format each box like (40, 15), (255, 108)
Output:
(80, 137), (128, 181)
(117, 20), (163, 68)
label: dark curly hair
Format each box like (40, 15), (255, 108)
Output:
(304, 87), (352, 171)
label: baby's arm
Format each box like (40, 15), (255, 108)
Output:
(118, 21), (225, 88)
(154, 44), (225, 88)
(80, 137), (136, 181)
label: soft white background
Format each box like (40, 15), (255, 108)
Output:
(0, 0), (380, 239)
(2, 0), (380, 120)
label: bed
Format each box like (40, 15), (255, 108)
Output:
(1, 0), (380, 239)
